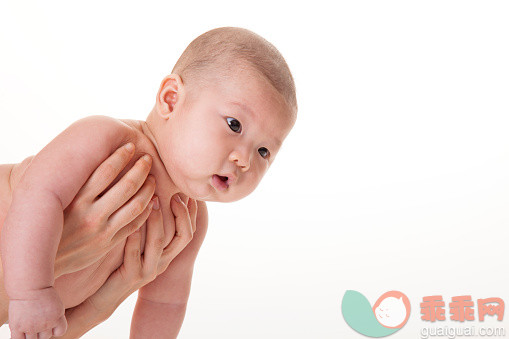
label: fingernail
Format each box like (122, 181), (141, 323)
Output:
(148, 201), (154, 210)
(142, 154), (152, 164)
(152, 196), (160, 210)
(124, 142), (134, 152)
(173, 194), (182, 203)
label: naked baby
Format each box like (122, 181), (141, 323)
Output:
(0, 27), (297, 338)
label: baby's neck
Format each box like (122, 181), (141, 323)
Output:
(139, 120), (160, 160)
(127, 119), (183, 200)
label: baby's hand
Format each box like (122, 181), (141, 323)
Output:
(8, 286), (67, 339)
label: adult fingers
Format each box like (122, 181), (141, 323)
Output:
(122, 225), (143, 275)
(24, 333), (36, 339)
(187, 198), (198, 233)
(110, 198), (155, 245)
(141, 197), (165, 276)
(107, 174), (156, 230)
(79, 143), (136, 200)
(157, 195), (194, 272)
(171, 195), (193, 240)
(98, 154), (153, 215)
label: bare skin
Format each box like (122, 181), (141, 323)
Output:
(55, 193), (197, 339)
(0, 143), (159, 323)
(1, 67), (293, 338)
(0, 142), (199, 338)
(0, 119), (196, 328)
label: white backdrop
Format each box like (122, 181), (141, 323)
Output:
(1, 1), (508, 338)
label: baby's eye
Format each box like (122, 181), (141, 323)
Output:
(226, 117), (242, 133)
(258, 147), (270, 159)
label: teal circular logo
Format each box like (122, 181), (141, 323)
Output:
(341, 290), (411, 337)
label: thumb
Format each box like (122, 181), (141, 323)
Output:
(52, 315), (68, 337)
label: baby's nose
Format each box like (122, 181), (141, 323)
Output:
(229, 150), (250, 171)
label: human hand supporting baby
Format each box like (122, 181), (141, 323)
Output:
(51, 194), (196, 339)
(6, 192), (196, 339)
(0, 26), (297, 339)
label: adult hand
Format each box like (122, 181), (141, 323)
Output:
(55, 143), (156, 277)
(56, 194), (197, 339)
(112, 193), (197, 295)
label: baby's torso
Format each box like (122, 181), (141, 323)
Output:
(0, 118), (180, 308)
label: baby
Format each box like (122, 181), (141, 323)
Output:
(0, 27), (297, 337)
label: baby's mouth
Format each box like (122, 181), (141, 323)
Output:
(212, 174), (229, 191)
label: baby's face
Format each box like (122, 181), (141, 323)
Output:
(157, 69), (295, 202)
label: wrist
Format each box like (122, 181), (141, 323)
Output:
(87, 271), (134, 316)
(6, 285), (55, 300)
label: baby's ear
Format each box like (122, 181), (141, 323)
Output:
(156, 74), (185, 119)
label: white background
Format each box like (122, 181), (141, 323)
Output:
(1, 1), (508, 338)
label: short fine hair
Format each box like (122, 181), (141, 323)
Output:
(172, 27), (297, 114)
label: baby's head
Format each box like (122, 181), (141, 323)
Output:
(146, 27), (297, 202)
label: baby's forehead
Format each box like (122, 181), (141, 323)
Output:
(225, 68), (294, 111)
(193, 66), (296, 132)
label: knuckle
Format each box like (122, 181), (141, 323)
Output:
(131, 248), (141, 260)
(82, 214), (100, 229)
(184, 231), (193, 243)
(135, 271), (144, 282)
(126, 223), (138, 235)
(98, 209), (109, 222)
(146, 269), (158, 282)
(99, 163), (117, 182)
(124, 178), (138, 192)
(139, 267), (149, 279)
(164, 234), (173, 246)
(152, 236), (166, 251)
(98, 228), (113, 247)
(131, 200), (145, 217)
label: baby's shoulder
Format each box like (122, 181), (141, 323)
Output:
(75, 115), (135, 135)
(71, 115), (138, 149)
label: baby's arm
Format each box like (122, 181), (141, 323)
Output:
(1, 116), (130, 335)
(130, 200), (208, 338)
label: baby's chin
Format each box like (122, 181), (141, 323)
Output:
(197, 186), (249, 203)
